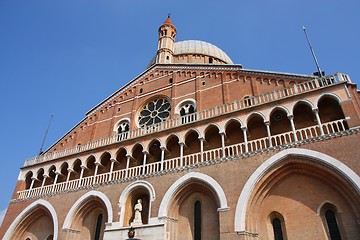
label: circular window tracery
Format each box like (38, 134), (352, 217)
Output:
(138, 98), (171, 127)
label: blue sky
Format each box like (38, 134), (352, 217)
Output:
(0, 0), (359, 225)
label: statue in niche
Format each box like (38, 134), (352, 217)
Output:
(133, 199), (142, 224)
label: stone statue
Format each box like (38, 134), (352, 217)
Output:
(133, 199), (142, 224)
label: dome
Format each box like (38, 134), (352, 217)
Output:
(174, 40), (233, 64)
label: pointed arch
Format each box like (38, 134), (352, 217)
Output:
(234, 148), (360, 233)
(3, 199), (58, 240)
(62, 190), (113, 230)
(158, 172), (228, 217)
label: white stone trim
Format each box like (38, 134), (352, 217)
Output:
(118, 180), (156, 227)
(314, 92), (343, 107)
(62, 190), (113, 229)
(234, 148), (360, 232)
(3, 199), (58, 240)
(158, 172), (228, 217)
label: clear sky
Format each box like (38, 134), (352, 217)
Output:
(0, 0), (359, 225)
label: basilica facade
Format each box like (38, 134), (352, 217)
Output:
(1, 17), (360, 240)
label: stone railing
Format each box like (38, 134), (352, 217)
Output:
(23, 74), (346, 167)
(17, 118), (350, 200)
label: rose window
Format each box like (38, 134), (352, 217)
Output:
(138, 98), (171, 127)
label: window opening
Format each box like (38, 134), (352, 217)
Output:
(94, 213), (103, 240)
(325, 210), (342, 240)
(272, 218), (283, 240)
(209, 57), (213, 63)
(194, 201), (201, 240)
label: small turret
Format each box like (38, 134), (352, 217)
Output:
(156, 15), (177, 64)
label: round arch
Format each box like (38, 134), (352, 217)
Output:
(244, 111), (266, 126)
(266, 105), (290, 120)
(158, 172), (228, 218)
(290, 99), (314, 114)
(314, 92), (343, 107)
(234, 148), (360, 233)
(62, 190), (113, 230)
(223, 117), (244, 130)
(182, 128), (202, 143)
(3, 199), (58, 240)
(118, 180), (156, 226)
(202, 123), (222, 135)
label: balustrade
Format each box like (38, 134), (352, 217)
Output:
(23, 75), (345, 167)
(16, 119), (351, 200)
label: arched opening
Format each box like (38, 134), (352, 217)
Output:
(33, 169), (44, 188)
(131, 144), (144, 168)
(83, 156), (96, 178)
(166, 181), (220, 240)
(184, 130), (200, 155)
(57, 162), (68, 184)
(269, 108), (293, 145)
(320, 203), (343, 240)
(318, 96), (345, 123)
(240, 155), (360, 239)
(148, 139), (162, 164)
(293, 102), (315, 129)
(247, 114), (267, 141)
(166, 135), (180, 160)
(67, 196), (109, 240)
(225, 120), (244, 146)
(70, 159), (82, 181)
(98, 152), (111, 175)
(10, 206), (54, 239)
(114, 148), (127, 171)
(44, 165), (56, 186)
(204, 125), (222, 151)
(24, 171), (33, 190)
(124, 187), (150, 226)
(268, 212), (287, 240)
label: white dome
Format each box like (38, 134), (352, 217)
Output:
(174, 40), (233, 64)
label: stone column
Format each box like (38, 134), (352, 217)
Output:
(52, 171), (60, 192)
(160, 146), (166, 171)
(29, 177), (36, 190)
(93, 162), (100, 184)
(78, 165), (86, 187)
(241, 126), (248, 153)
(179, 142), (184, 166)
(313, 108), (324, 135)
(41, 174), (48, 187)
(199, 137), (204, 162)
(125, 155), (131, 178)
(109, 158), (117, 181)
(288, 115), (298, 141)
(142, 151), (148, 174)
(220, 132), (226, 158)
(265, 121), (272, 147)
(66, 168), (73, 182)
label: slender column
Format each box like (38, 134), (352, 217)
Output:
(29, 177), (36, 190)
(109, 158), (117, 181)
(241, 126), (248, 152)
(179, 142), (184, 166)
(265, 121), (272, 147)
(27, 177), (37, 197)
(313, 108), (324, 135)
(125, 155), (131, 178)
(160, 146), (166, 171)
(199, 137), (204, 162)
(52, 172), (60, 192)
(78, 165), (86, 187)
(41, 174), (48, 187)
(66, 168), (73, 182)
(142, 151), (148, 174)
(219, 132), (226, 158)
(93, 162), (100, 184)
(288, 115), (298, 141)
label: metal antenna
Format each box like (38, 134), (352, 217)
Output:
(39, 114), (53, 155)
(303, 26), (323, 77)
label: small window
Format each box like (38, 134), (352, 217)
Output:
(202, 81), (205, 86)
(140, 88), (143, 93)
(166, 56), (170, 60)
(118, 107), (121, 112)
(325, 210), (342, 240)
(272, 218), (284, 240)
(94, 213), (103, 240)
(209, 57), (213, 63)
(169, 78), (173, 84)
(194, 201), (201, 240)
